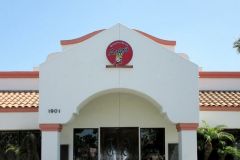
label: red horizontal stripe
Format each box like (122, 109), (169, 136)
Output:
(199, 72), (240, 78)
(0, 71), (39, 78)
(0, 108), (38, 112)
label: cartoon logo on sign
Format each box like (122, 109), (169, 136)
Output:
(106, 40), (133, 66)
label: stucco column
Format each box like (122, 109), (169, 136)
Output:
(176, 123), (198, 160)
(39, 124), (62, 160)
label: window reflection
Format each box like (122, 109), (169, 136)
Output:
(0, 130), (41, 160)
(141, 128), (165, 160)
(74, 128), (98, 160)
(100, 127), (139, 160)
(168, 143), (178, 160)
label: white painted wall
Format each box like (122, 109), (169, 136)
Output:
(178, 130), (197, 160)
(156, 44), (175, 52)
(199, 78), (240, 90)
(60, 93), (178, 160)
(42, 131), (60, 160)
(62, 43), (79, 51)
(0, 112), (39, 130)
(0, 78), (39, 90)
(200, 111), (240, 128)
(39, 23), (199, 124)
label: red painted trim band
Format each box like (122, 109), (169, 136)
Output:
(0, 108), (38, 112)
(199, 72), (240, 78)
(60, 29), (105, 45)
(176, 123), (199, 132)
(0, 71), (39, 78)
(39, 124), (62, 132)
(200, 106), (240, 111)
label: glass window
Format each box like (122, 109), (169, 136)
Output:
(0, 130), (41, 160)
(141, 128), (165, 160)
(168, 143), (178, 160)
(74, 128), (98, 160)
(100, 127), (139, 160)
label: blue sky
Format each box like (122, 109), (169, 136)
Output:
(0, 0), (239, 71)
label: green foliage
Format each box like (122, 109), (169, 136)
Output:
(198, 121), (235, 143)
(2, 134), (40, 160)
(198, 121), (240, 160)
(4, 144), (19, 160)
(224, 146), (240, 158)
(218, 146), (240, 158)
(18, 133), (39, 160)
(233, 38), (240, 53)
(5, 144), (19, 155)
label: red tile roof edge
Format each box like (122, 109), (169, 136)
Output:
(200, 106), (240, 111)
(0, 108), (38, 112)
(0, 71), (39, 78)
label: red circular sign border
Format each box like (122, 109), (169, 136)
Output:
(106, 40), (133, 66)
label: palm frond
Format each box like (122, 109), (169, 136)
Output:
(218, 132), (235, 142)
(224, 146), (240, 158)
(233, 38), (240, 53)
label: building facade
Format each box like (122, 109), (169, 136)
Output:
(0, 24), (240, 160)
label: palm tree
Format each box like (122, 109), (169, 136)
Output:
(197, 121), (235, 160)
(233, 38), (240, 53)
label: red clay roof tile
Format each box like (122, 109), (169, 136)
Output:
(0, 91), (240, 112)
(0, 91), (38, 109)
(200, 91), (240, 111)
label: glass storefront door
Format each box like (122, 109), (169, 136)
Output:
(100, 127), (139, 160)
(74, 127), (165, 160)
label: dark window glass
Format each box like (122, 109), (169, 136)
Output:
(168, 143), (178, 160)
(60, 144), (69, 160)
(141, 128), (165, 160)
(100, 127), (139, 160)
(0, 130), (41, 160)
(74, 128), (98, 160)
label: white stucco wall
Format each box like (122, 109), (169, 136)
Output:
(0, 78), (39, 90)
(200, 111), (240, 128)
(158, 44), (175, 52)
(39, 24), (199, 124)
(199, 78), (240, 90)
(60, 93), (178, 160)
(0, 112), (39, 130)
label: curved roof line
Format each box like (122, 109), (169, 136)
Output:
(60, 28), (176, 46)
(133, 29), (176, 46)
(60, 29), (106, 45)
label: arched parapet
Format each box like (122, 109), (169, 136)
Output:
(39, 24), (199, 125)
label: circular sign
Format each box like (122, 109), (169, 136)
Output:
(106, 40), (133, 66)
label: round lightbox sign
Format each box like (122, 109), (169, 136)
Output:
(106, 40), (133, 66)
